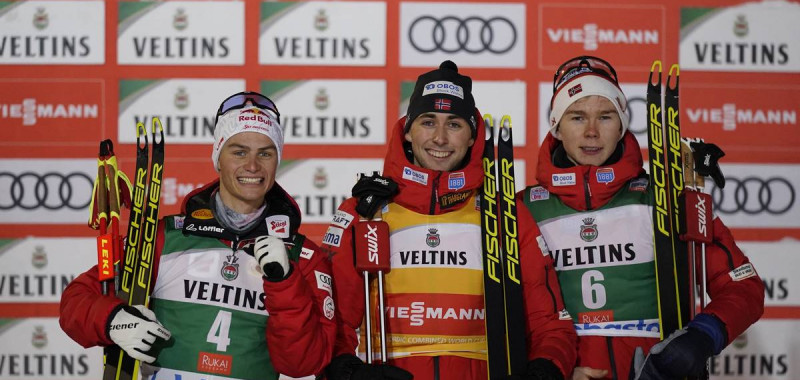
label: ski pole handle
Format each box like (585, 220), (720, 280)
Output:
(353, 172), (392, 363)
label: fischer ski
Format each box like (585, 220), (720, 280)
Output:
(103, 118), (165, 380)
(480, 114), (526, 378)
(645, 62), (716, 380)
(663, 64), (692, 332)
(647, 61), (687, 340)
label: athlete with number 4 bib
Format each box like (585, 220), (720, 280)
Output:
(518, 56), (764, 380)
(60, 92), (336, 379)
(322, 61), (576, 380)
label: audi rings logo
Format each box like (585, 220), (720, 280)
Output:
(408, 16), (517, 54)
(0, 172), (93, 210)
(710, 176), (795, 215)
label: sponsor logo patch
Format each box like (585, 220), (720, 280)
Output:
(552, 173), (576, 187)
(580, 217), (598, 242)
(323, 296), (335, 320)
(403, 166), (428, 185)
(191, 209), (214, 220)
(220, 254), (240, 281)
(729, 263), (756, 281)
(422, 81), (464, 99)
(315, 270), (333, 295)
(578, 310), (613, 324)
(174, 216), (185, 229)
(568, 83), (583, 97)
(529, 186), (550, 201)
(439, 190), (471, 209)
(265, 215), (290, 238)
(425, 228), (441, 248)
(448, 172), (465, 190)
(331, 210), (354, 229)
(197, 351), (232, 376)
(558, 308), (572, 321)
(536, 235), (550, 256)
(300, 247), (314, 260)
(629, 178), (648, 192)
(596, 168), (614, 184)
(573, 319), (661, 337)
(322, 226), (344, 247)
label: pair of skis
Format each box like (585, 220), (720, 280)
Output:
(480, 115), (526, 378)
(646, 61), (692, 340)
(647, 61), (726, 380)
(90, 119), (165, 380)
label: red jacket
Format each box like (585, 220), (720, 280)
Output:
(531, 132), (764, 379)
(59, 180), (336, 378)
(323, 114), (577, 379)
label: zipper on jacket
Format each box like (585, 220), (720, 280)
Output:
(606, 337), (618, 380)
(429, 172), (442, 215)
(584, 172), (592, 210)
(433, 356), (440, 380)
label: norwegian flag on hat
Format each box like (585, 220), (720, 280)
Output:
(433, 98), (452, 111)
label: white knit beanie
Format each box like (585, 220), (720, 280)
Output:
(549, 74), (630, 139)
(211, 106), (284, 171)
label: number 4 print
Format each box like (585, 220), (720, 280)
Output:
(207, 310), (232, 351)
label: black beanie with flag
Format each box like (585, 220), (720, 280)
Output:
(404, 60), (477, 136)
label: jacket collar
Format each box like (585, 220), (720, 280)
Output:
(382, 111), (485, 215)
(535, 131), (644, 211)
(179, 179), (302, 247)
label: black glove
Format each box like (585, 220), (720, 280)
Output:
(325, 354), (413, 380)
(690, 140), (726, 188)
(500, 359), (564, 380)
(632, 314), (726, 380)
(351, 173), (398, 218)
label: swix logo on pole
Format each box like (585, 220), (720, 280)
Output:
(696, 194), (708, 237)
(354, 220), (390, 272)
(365, 223), (379, 264)
(679, 190), (713, 244)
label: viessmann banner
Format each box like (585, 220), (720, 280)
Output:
(537, 3), (665, 71)
(0, 79), (104, 153)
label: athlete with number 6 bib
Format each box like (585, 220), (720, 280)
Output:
(518, 56), (764, 379)
(60, 92), (336, 379)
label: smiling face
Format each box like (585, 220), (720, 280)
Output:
(404, 112), (475, 171)
(217, 132), (278, 214)
(556, 95), (622, 166)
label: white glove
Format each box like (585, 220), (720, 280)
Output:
(254, 235), (290, 280)
(108, 304), (171, 363)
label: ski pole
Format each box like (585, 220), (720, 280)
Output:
(103, 140), (123, 294)
(90, 141), (112, 295)
(353, 172), (392, 363)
